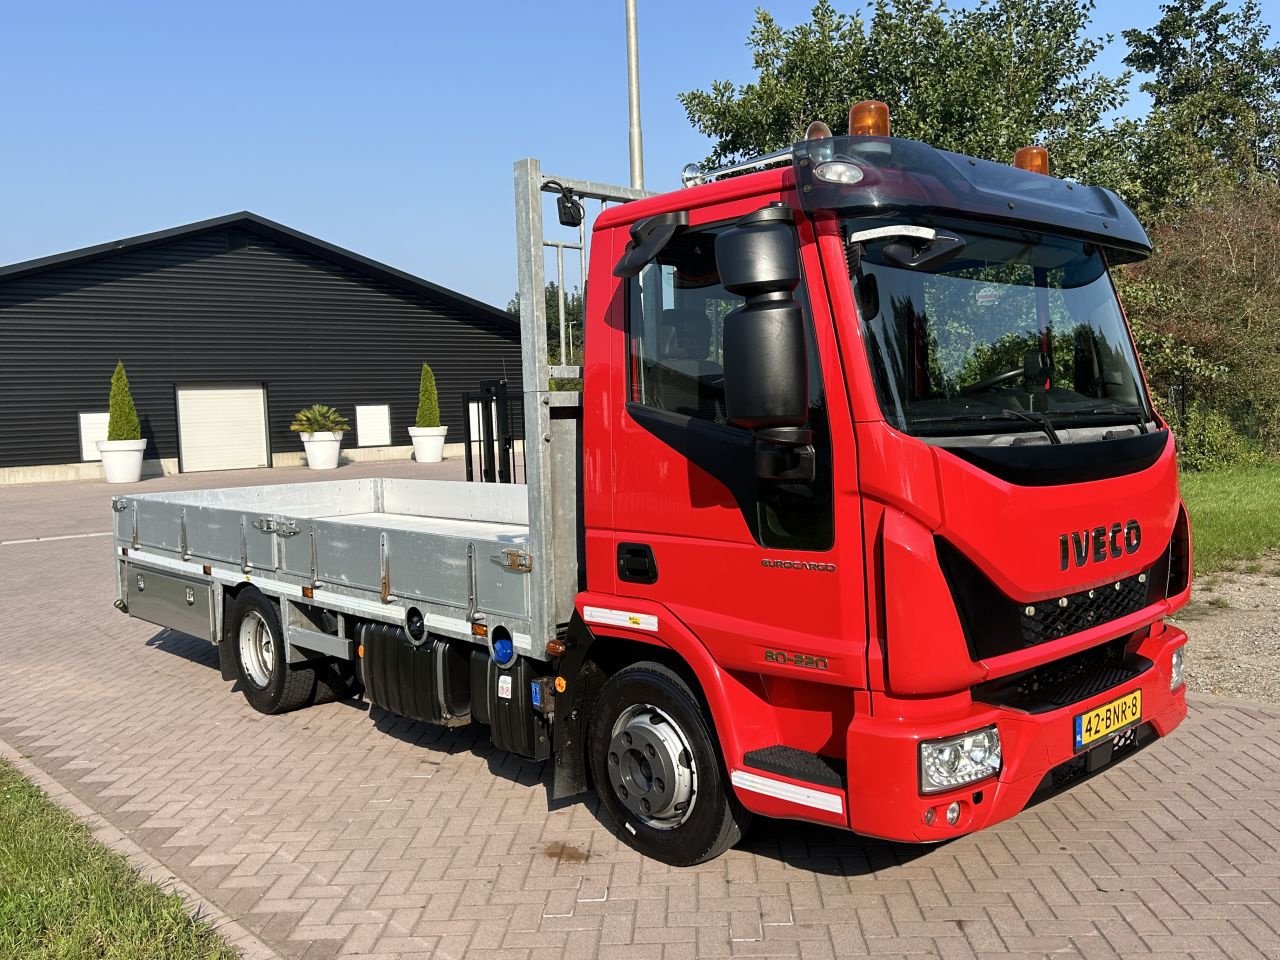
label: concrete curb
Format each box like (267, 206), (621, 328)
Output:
(0, 736), (283, 960)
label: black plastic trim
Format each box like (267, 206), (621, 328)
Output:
(940, 429), (1169, 487)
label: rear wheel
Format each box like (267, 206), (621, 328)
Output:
(229, 588), (316, 714)
(589, 662), (751, 865)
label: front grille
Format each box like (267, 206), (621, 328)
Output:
(974, 637), (1150, 713)
(936, 538), (1169, 660)
(1021, 576), (1149, 645)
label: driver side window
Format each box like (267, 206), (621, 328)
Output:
(628, 230), (739, 423)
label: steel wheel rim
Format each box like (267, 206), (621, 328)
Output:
(238, 610), (274, 688)
(607, 702), (698, 830)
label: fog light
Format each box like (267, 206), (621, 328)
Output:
(923, 807), (936, 826)
(919, 725), (1001, 794)
(1170, 647), (1186, 690)
(946, 801), (961, 826)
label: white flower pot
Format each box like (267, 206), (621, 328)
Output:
(408, 425), (448, 463)
(299, 431), (344, 470)
(97, 438), (148, 484)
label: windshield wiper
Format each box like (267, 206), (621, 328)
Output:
(999, 408), (1061, 444)
(1055, 404), (1150, 434)
(908, 408), (1061, 444)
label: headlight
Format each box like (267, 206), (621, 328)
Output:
(919, 726), (1002, 794)
(1170, 647), (1186, 690)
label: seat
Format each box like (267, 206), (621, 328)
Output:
(656, 309), (722, 418)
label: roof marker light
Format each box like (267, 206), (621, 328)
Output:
(849, 100), (890, 137)
(1014, 145), (1050, 175)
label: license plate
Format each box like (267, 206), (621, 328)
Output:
(1073, 689), (1142, 751)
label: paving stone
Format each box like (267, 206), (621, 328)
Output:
(2, 463), (1278, 959)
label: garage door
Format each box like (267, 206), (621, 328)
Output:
(176, 384), (269, 472)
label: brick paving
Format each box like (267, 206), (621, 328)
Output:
(1, 464), (1279, 959)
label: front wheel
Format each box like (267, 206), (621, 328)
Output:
(589, 662), (751, 865)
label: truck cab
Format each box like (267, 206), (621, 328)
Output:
(555, 108), (1190, 862)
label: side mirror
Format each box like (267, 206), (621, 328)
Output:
(715, 204), (808, 432)
(716, 204), (814, 482)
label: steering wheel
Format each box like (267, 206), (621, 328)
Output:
(959, 367), (1024, 395)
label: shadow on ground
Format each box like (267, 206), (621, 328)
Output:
(143, 627), (943, 876)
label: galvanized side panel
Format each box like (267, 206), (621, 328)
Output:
(548, 398), (583, 625)
(144, 479), (380, 516)
(473, 542), (533, 620)
(381, 478), (528, 525)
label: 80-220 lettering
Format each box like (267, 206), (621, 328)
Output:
(763, 650), (829, 671)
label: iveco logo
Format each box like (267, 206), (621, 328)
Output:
(761, 559), (837, 572)
(1059, 520), (1141, 570)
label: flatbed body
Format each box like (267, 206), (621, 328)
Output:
(112, 477), (540, 659)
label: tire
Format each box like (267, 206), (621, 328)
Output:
(589, 662), (752, 865)
(228, 588), (316, 714)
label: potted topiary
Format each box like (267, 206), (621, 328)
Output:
(290, 404), (350, 470)
(407, 363), (448, 462)
(97, 361), (148, 483)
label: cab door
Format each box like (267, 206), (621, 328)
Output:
(606, 202), (865, 753)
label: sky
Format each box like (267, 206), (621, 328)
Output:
(2, 0), (1278, 308)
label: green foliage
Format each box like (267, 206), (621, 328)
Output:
(0, 760), (239, 960)
(415, 363), (441, 428)
(507, 280), (585, 365)
(1180, 464), (1280, 572)
(679, 0), (1132, 189)
(1115, 179), (1280, 457)
(1171, 402), (1268, 471)
(106, 361), (141, 442)
(289, 404), (350, 434)
(1122, 0), (1280, 216)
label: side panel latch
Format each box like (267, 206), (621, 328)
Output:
(496, 549), (534, 573)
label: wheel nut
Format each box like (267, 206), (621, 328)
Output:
(608, 752), (619, 766)
(619, 785), (628, 798)
(645, 744), (656, 758)
(622, 732), (632, 746)
(641, 799), (651, 813)
(655, 778), (665, 793)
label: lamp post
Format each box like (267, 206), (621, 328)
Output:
(625, 0), (644, 190)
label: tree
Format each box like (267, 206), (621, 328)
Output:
(106, 361), (141, 441)
(506, 280), (585, 365)
(1122, 0), (1280, 214)
(678, 0), (1132, 189)
(1114, 179), (1280, 462)
(415, 363), (441, 428)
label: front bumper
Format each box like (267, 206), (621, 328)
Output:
(844, 623), (1188, 841)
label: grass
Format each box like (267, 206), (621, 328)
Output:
(1181, 464), (1280, 574)
(0, 760), (238, 960)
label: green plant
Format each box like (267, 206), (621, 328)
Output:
(1181, 464), (1280, 573)
(415, 364), (441, 428)
(1171, 402), (1267, 472)
(106, 361), (141, 441)
(289, 404), (350, 434)
(0, 760), (239, 960)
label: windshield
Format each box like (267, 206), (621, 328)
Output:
(850, 219), (1152, 439)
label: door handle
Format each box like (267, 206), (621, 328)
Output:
(617, 543), (658, 584)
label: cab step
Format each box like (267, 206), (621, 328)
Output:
(741, 745), (846, 789)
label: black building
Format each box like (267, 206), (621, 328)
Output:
(0, 212), (522, 476)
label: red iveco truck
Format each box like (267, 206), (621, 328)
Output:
(112, 102), (1190, 865)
